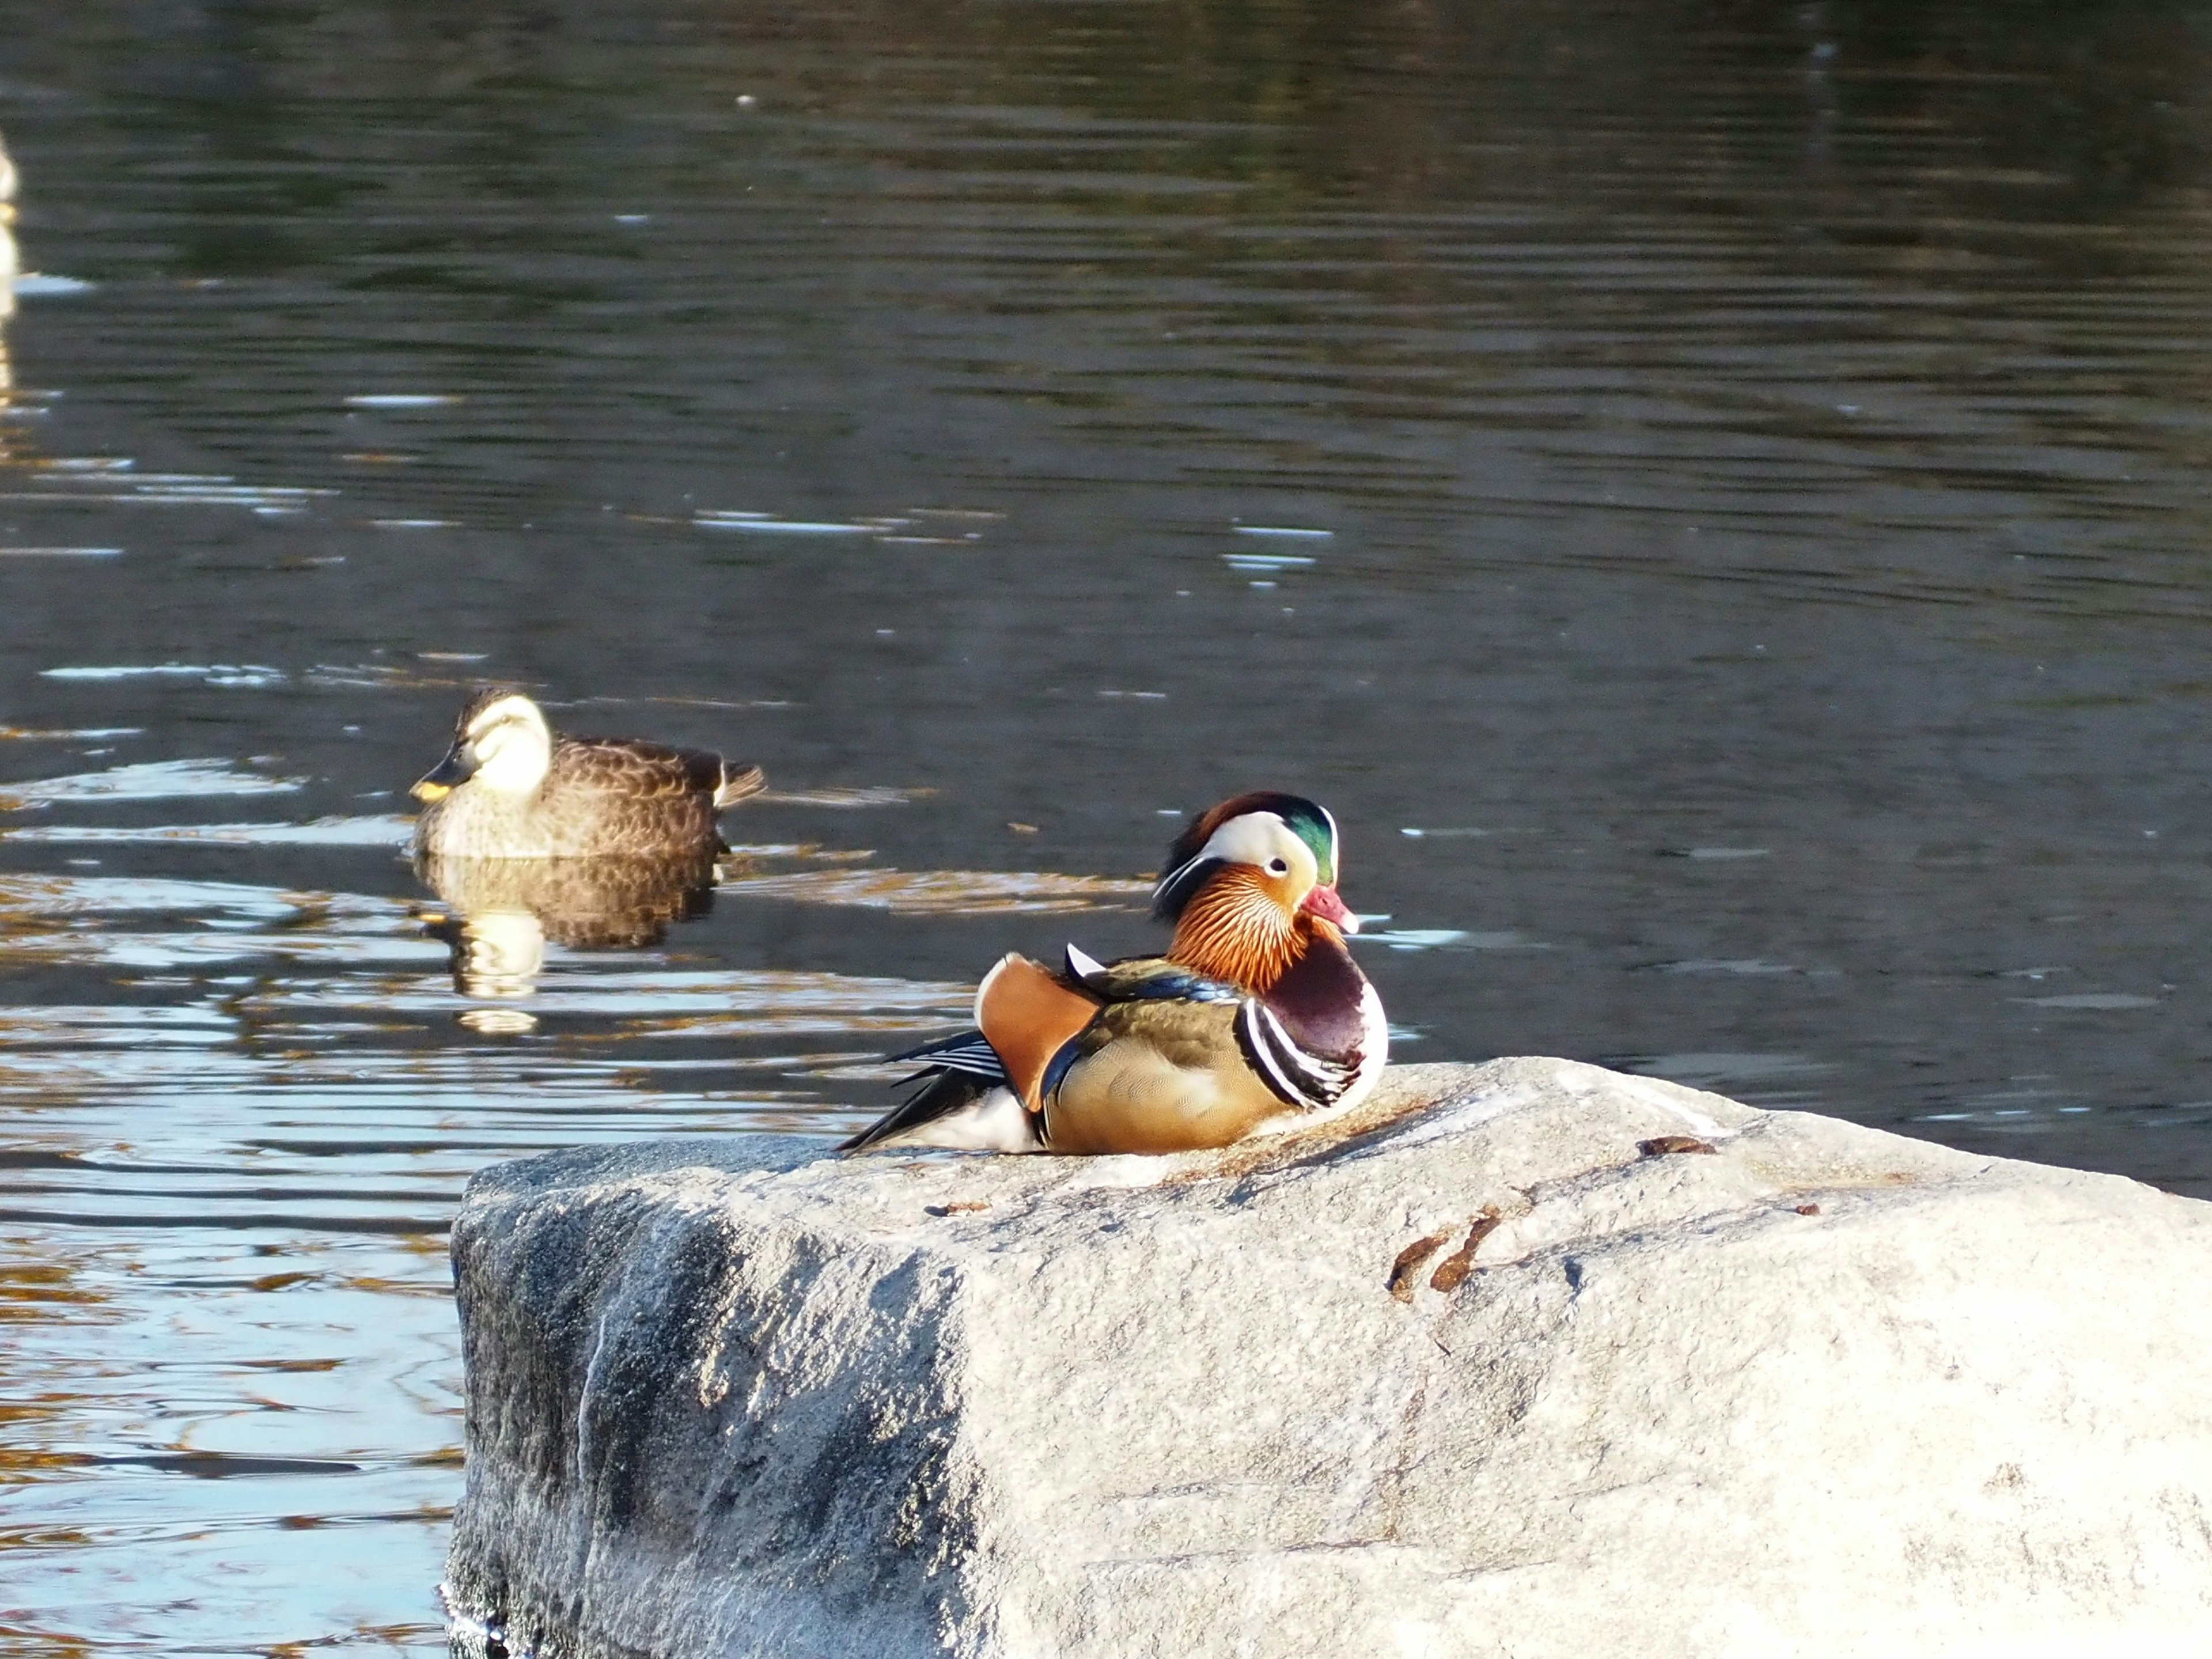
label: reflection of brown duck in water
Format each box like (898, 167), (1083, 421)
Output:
(2, 129), (20, 394)
(410, 690), (764, 860)
(416, 849), (723, 997)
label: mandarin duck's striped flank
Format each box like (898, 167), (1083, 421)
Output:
(839, 792), (1388, 1156)
(410, 688), (764, 861)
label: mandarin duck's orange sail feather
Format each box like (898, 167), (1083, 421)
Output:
(974, 953), (1102, 1112)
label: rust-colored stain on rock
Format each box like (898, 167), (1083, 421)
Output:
(1386, 1228), (1455, 1302)
(1429, 1211), (1503, 1293)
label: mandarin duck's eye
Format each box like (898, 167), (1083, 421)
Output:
(1267, 857), (1289, 874)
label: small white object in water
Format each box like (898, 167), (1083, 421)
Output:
(0, 547), (121, 558)
(345, 393), (455, 408)
(697, 513), (874, 535)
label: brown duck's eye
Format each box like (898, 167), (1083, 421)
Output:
(1267, 857), (1289, 874)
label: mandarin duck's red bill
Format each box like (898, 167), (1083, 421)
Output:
(840, 791), (1387, 1155)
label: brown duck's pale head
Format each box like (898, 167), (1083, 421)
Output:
(411, 690), (554, 802)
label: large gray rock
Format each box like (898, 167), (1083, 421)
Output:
(442, 1058), (2212, 1658)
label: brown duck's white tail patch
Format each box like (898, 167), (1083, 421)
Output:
(714, 764), (767, 809)
(975, 953), (1099, 1112)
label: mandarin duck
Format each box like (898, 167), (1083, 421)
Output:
(839, 791), (1388, 1154)
(410, 689), (764, 860)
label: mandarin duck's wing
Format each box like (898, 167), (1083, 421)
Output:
(1060, 944), (1241, 1005)
(885, 1027), (1007, 1082)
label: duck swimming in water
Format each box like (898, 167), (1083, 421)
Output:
(840, 791), (1388, 1154)
(410, 689), (764, 861)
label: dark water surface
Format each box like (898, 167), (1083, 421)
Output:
(7, 0), (2212, 1649)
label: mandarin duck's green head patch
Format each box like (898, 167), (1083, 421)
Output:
(1152, 791), (1343, 923)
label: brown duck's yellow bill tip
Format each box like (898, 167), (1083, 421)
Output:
(411, 781), (451, 803)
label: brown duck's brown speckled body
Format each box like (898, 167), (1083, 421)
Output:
(410, 690), (763, 861)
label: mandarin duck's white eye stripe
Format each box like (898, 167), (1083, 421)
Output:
(1152, 851), (1219, 918)
(1196, 812), (1292, 867)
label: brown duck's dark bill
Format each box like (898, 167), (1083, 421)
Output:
(410, 747), (476, 802)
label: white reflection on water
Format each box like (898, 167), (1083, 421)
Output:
(0, 830), (1014, 1654)
(6, 814), (418, 846)
(0, 760), (305, 805)
(41, 664), (290, 687)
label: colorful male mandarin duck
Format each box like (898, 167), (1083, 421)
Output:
(839, 791), (1388, 1154)
(410, 689), (764, 861)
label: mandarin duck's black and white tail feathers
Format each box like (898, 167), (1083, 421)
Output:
(835, 1027), (1040, 1153)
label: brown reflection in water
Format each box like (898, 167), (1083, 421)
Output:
(414, 849), (723, 1002)
(0, 1240), (116, 1491)
(711, 863), (1151, 915)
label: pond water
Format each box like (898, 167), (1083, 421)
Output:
(7, 0), (2212, 1650)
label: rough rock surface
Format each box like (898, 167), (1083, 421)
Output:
(443, 1058), (2212, 1659)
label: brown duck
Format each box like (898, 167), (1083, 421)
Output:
(410, 689), (763, 860)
